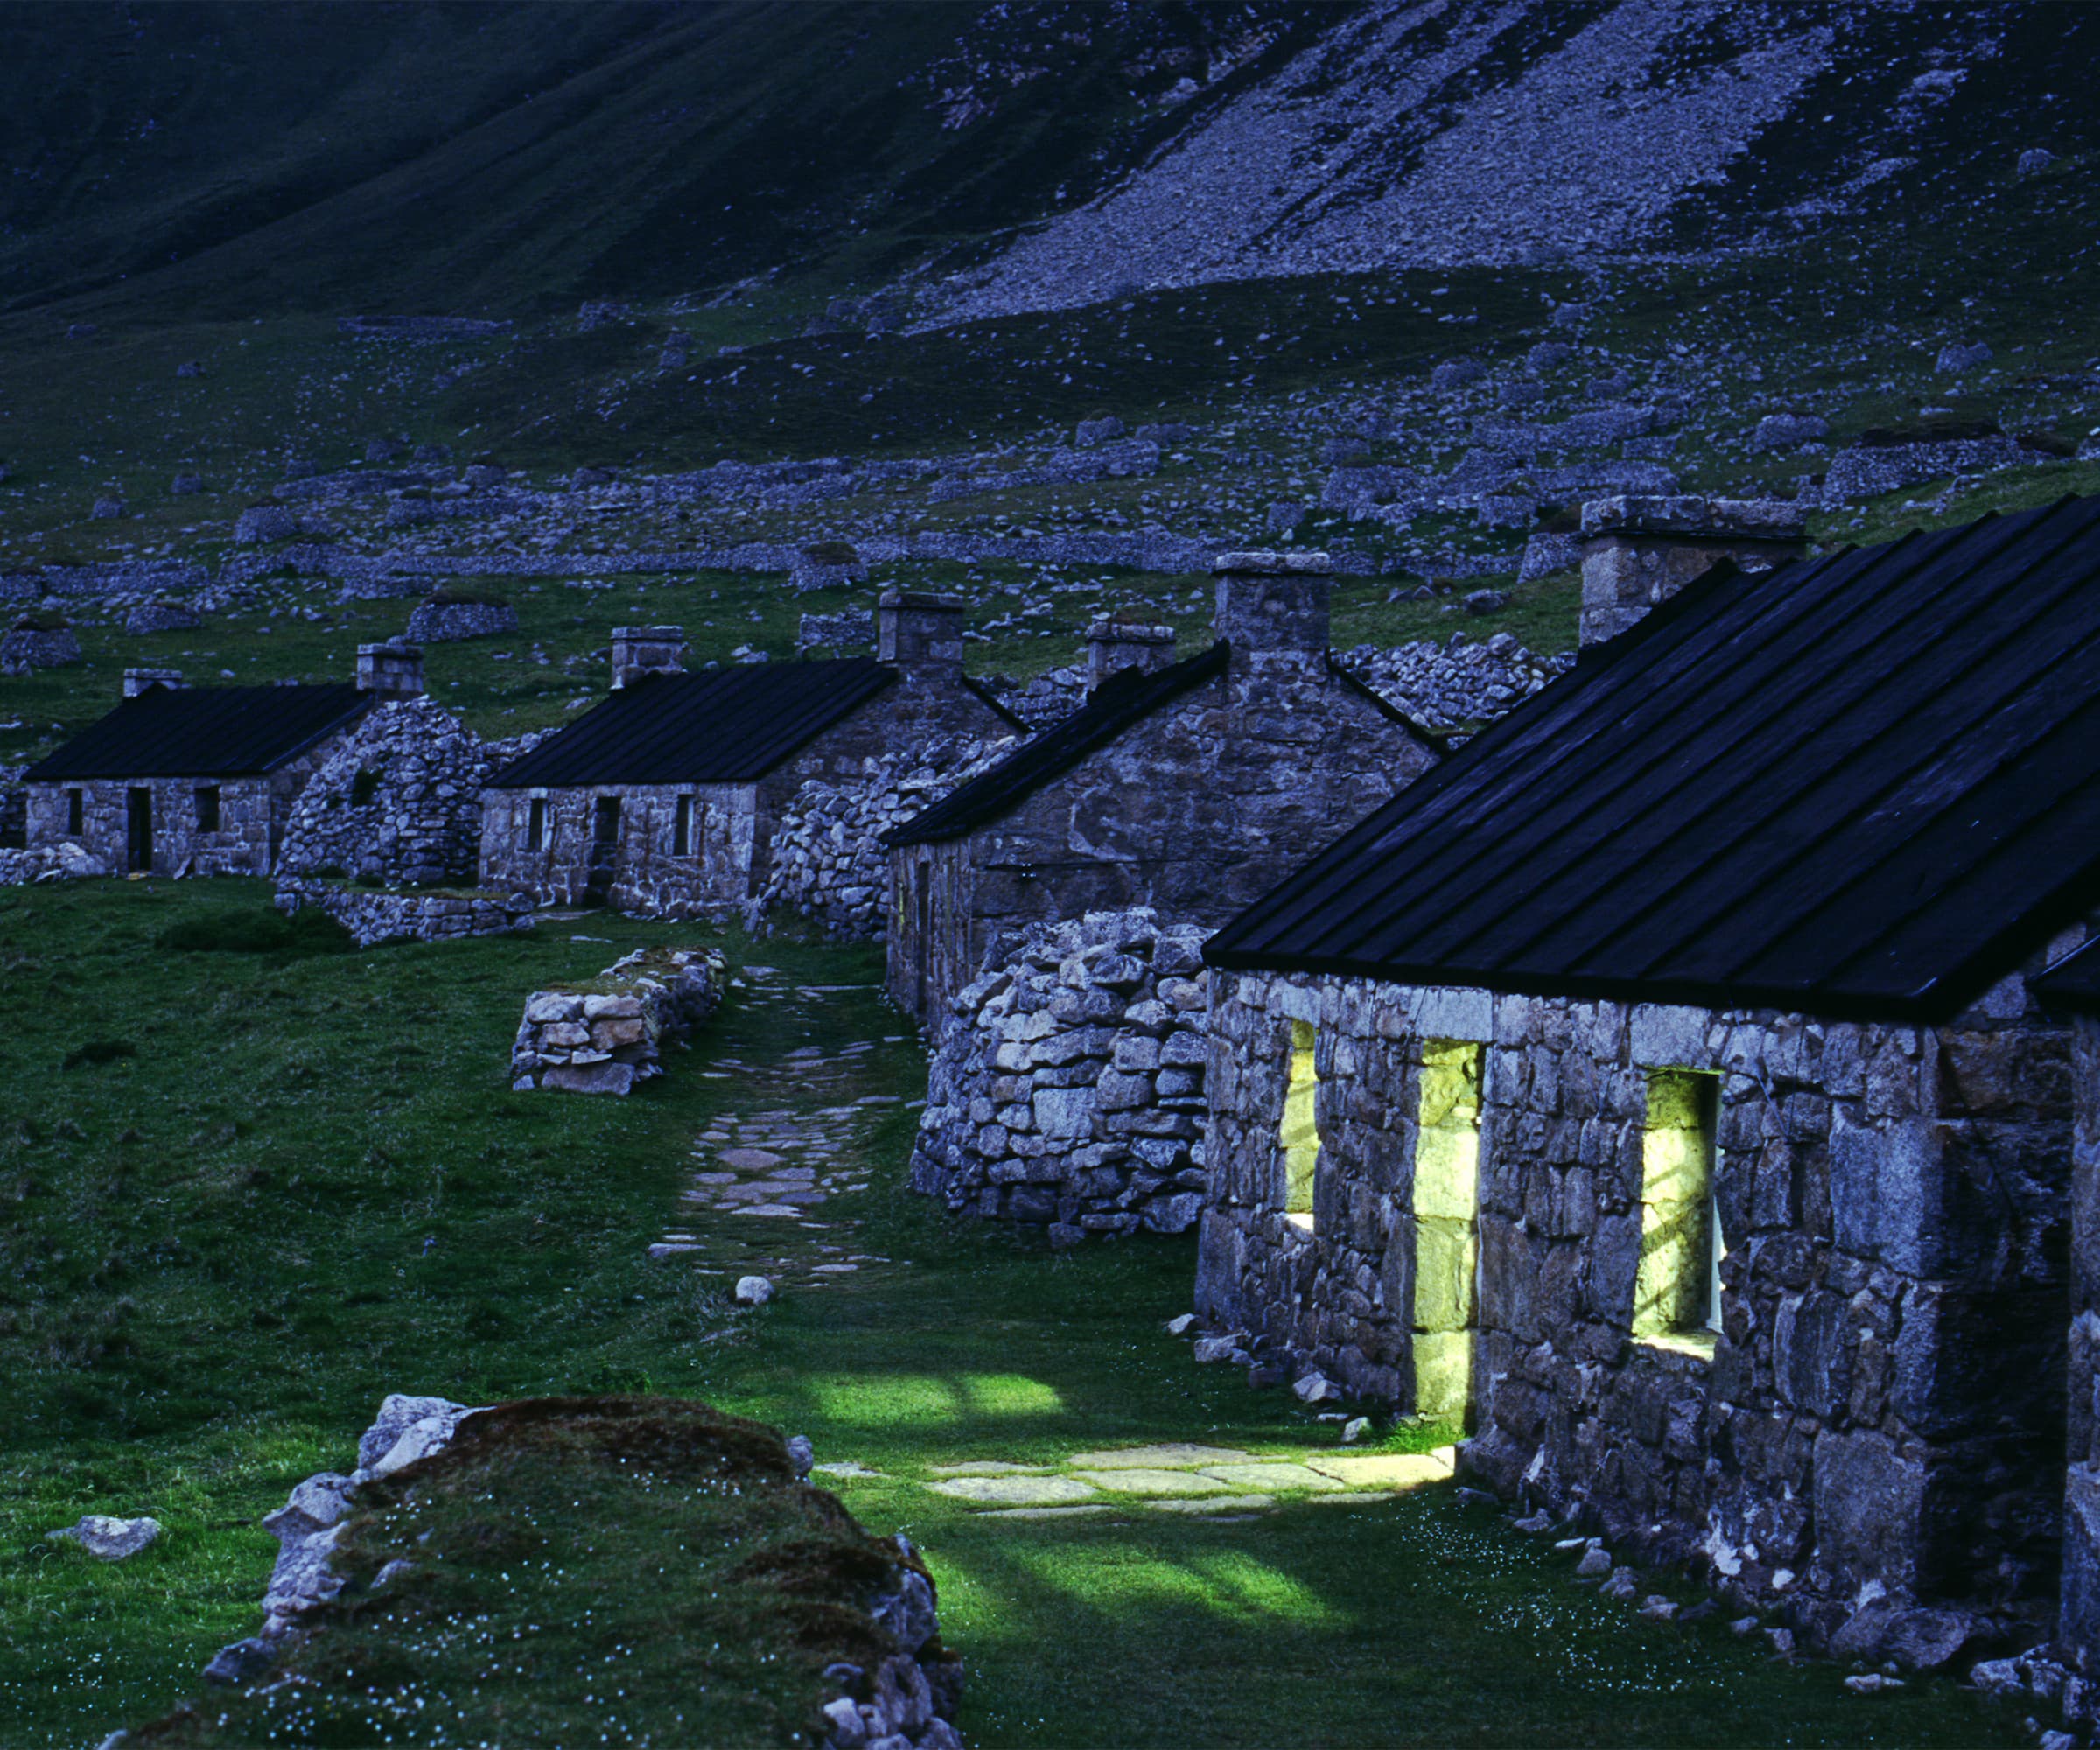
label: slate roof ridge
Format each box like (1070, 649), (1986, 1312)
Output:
(487, 656), (900, 790)
(883, 640), (1231, 846)
(1203, 496), (2100, 1022)
(23, 682), (374, 780)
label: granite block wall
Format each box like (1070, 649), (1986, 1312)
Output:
(1199, 963), (2074, 1660)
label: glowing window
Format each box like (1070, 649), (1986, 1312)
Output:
(1412, 1040), (1482, 1418)
(1635, 1070), (1722, 1339)
(1278, 1019), (1320, 1229)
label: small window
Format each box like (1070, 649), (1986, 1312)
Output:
(1635, 1070), (1722, 1340)
(592, 794), (621, 845)
(1278, 1018), (1321, 1229)
(674, 794), (693, 858)
(528, 797), (547, 851)
(66, 788), (83, 835)
(194, 786), (220, 833)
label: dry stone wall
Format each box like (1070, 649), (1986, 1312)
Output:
(274, 877), (534, 948)
(1338, 634), (1572, 734)
(1198, 963), (2075, 1662)
(511, 945), (727, 1096)
(403, 598), (519, 642)
(26, 770), (303, 878)
(756, 733), (1016, 942)
(283, 699), (548, 887)
(910, 911), (1210, 1239)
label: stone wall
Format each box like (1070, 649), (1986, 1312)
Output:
(2064, 1012), (2100, 1674)
(755, 733), (1016, 942)
(1198, 963), (2074, 1661)
(25, 767), (314, 878)
(886, 647), (1437, 1023)
(911, 911), (1210, 1238)
(403, 598), (519, 642)
(274, 876), (535, 948)
(480, 780), (760, 916)
(0, 623), (82, 673)
(511, 945), (727, 1095)
(281, 699), (543, 887)
(192, 1391), (963, 1750)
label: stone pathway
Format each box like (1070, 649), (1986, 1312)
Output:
(647, 964), (914, 1291)
(910, 1439), (1456, 1521)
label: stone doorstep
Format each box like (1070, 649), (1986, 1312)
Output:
(1148, 1494), (1277, 1516)
(930, 1475), (1097, 1507)
(929, 1460), (1051, 1477)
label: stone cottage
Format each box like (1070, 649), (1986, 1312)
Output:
(480, 594), (1018, 916)
(1195, 495), (2100, 1662)
(18, 644), (424, 877)
(882, 551), (1442, 1026)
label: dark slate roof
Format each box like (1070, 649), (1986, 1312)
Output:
(2034, 936), (2100, 1014)
(1207, 496), (2100, 1022)
(23, 682), (372, 780)
(488, 659), (898, 788)
(885, 640), (1231, 845)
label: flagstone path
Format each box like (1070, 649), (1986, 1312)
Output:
(646, 964), (914, 1290)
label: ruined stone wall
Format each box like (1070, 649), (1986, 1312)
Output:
(24, 766), (315, 877)
(281, 699), (540, 887)
(909, 910), (1209, 1237)
(1198, 964), (2073, 1660)
(756, 732), (1015, 942)
(886, 651), (1433, 1023)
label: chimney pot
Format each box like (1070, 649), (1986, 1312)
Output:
(356, 641), (424, 698)
(1212, 549), (1334, 654)
(1086, 618), (1177, 688)
(123, 668), (183, 696)
(1578, 496), (1807, 647)
(878, 590), (964, 673)
(611, 625), (686, 689)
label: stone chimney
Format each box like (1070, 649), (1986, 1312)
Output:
(123, 668), (184, 696)
(1213, 550), (1334, 654)
(877, 591), (964, 673)
(355, 641), (425, 698)
(610, 625), (686, 689)
(1579, 497), (1808, 647)
(1086, 618), (1177, 688)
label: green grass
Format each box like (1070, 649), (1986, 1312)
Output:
(0, 882), (2044, 1747)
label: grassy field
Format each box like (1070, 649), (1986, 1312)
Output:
(0, 880), (2042, 1746)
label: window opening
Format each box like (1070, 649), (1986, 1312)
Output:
(66, 788), (83, 836)
(528, 797), (546, 851)
(195, 786), (220, 833)
(1412, 1040), (1483, 1418)
(1635, 1070), (1722, 1340)
(126, 787), (153, 873)
(674, 794), (693, 858)
(1278, 1018), (1321, 1229)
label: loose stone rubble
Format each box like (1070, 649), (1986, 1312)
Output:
(46, 1515), (162, 1561)
(1, 618), (82, 673)
(273, 877), (535, 948)
(511, 945), (728, 1096)
(911, 910), (1210, 1237)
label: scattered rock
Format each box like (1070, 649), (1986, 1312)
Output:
(786, 1434), (815, 1476)
(1165, 1312), (1197, 1336)
(1340, 1417), (1371, 1445)
(47, 1515), (162, 1561)
(735, 1274), (777, 1306)
(2017, 147), (2054, 175)
(1844, 1673), (1905, 1695)
(1292, 1371), (1343, 1405)
(1575, 1545), (1613, 1578)
(1935, 340), (1993, 375)
(1752, 413), (1830, 452)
